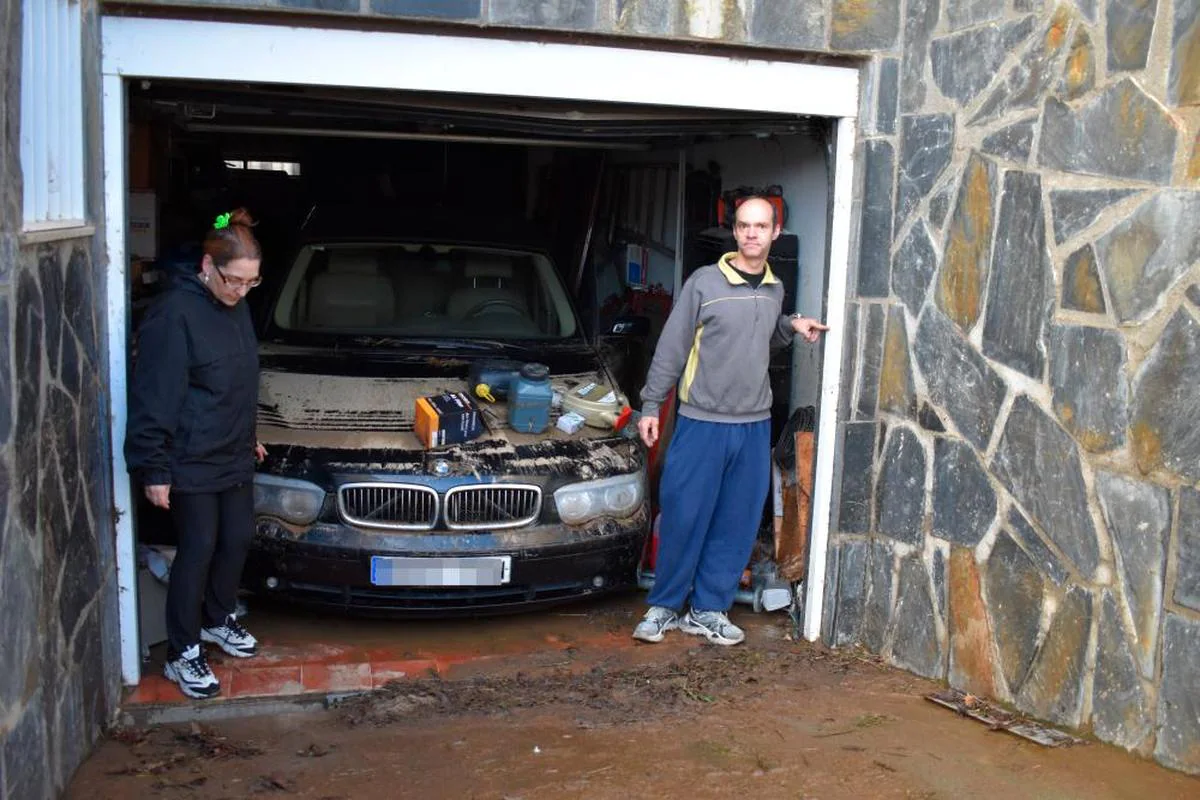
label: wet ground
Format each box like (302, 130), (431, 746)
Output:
(74, 594), (1199, 799)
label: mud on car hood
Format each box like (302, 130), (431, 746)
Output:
(255, 368), (644, 486)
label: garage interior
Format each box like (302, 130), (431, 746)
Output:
(123, 78), (835, 702)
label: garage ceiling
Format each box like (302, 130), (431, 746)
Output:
(130, 80), (828, 146)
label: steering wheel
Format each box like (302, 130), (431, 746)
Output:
(465, 298), (526, 319)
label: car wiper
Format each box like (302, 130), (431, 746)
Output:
(350, 336), (525, 351)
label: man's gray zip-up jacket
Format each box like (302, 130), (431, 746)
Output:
(641, 252), (795, 424)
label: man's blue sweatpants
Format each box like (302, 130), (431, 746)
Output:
(647, 415), (771, 613)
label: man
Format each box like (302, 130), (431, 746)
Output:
(633, 196), (828, 646)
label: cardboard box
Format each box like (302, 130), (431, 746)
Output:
(415, 391), (482, 448)
(128, 191), (158, 260)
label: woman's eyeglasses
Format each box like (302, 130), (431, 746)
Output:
(214, 267), (262, 290)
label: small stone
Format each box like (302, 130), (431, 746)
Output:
(1050, 324), (1129, 453)
(1076, 0), (1098, 21)
(970, 6), (1072, 126)
(1189, 133), (1200, 181)
(280, 0), (358, 10)
(982, 170), (1052, 379)
(857, 304), (885, 420)
(1006, 507), (1068, 585)
(839, 304), (860, 422)
(617, 0), (675, 35)
(14, 271), (44, 538)
(1060, 245), (1107, 314)
(875, 427), (927, 545)
(986, 530), (1045, 695)
(1050, 189), (1140, 245)
(1188, 284), (1200, 308)
(1016, 585), (1092, 727)
(0, 531), (37, 712)
(900, 0), (941, 112)
(1061, 26), (1096, 100)
(858, 140), (895, 298)
(931, 23), (1020, 104)
(892, 221), (938, 315)
(991, 395), (1101, 577)
(878, 306), (916, 417)
(822, 543), (841, 642)
(749, 0), (825, 48)
(370, 0), (480, 17)
(1129, 309), (1200, 480)
(914, 307), (1007, 451)
(932, 437), (995, 547)
(831, 0), (901, 50)
(980, 118), (1035, 163)
(949, 547), (998, 697)
(876, 59), (899, 135)
(1095, 191), (1200, 323)
(896, 114), (955, 227)
(1155, 614), (1200, 772)
(39, 253), (64, 384)
(862, 540), (894, 652)
(1039, 80), (1178, 184)
(490, 0), (597, 28)
(1170, 0), (1200, 105)
(0, 297), (10, 445)
(932, 547), (947, 617)
(1092, 591), (1152, 750)
(833, 540), (868, 645)
(837, 423), (877, 533)
(2, 691), (49, 800)
(891, 556), (942, 678)
(1107, 0), (1158, 72)
(945, 0), (1002, 29)
(928, 186), (951, 229)
(937, 153), (997, 332)
(918, 402), (946, 432)
(1096, 472), (1169, 679)
(1177, 488), (1200, 611)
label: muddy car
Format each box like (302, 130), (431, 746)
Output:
(245, 217), (650, 615)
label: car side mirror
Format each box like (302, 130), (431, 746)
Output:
(607, 315), (650, 337)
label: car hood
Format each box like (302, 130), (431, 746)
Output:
(256, 367), (643, 483)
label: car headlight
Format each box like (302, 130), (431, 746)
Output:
(253, 474), (326, 525)
(553, 472), (644, 525)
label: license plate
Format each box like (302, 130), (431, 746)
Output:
(369, 556), (512, 587)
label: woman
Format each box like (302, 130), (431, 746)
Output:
(126, 208), (266, 699)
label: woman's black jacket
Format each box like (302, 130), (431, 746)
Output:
(125, 275), (259, 493)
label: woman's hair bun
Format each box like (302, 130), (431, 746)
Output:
(226, 207), (256, 228)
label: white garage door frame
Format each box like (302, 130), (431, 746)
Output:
(101, 16), (860, 686)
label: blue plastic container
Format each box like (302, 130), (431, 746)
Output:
(508, 362), (552, 434)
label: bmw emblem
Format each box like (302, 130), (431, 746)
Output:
(432, 459), (451, 476)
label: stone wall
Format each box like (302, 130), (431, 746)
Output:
(822, 0), (1200, 777)
(0, 0), (122, 797)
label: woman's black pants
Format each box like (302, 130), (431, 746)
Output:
(166, 483), (254, 657)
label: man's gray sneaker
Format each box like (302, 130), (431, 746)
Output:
(163, 644), (221, 699)
(201, 614), (258, 658)
(680, 609), (745, 646)
(632, 606), (679, 643)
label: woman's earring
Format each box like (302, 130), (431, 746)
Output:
(203, 273), (210, 283)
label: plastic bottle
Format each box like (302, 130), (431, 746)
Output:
(508, 363), (553, 434)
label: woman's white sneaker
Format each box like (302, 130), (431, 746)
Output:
(632, 606), (679, 643)
(679, 610), (745, 646)
(163, 644), (221, 699)
(200, 614), (258, 658)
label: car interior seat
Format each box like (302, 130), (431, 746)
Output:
(445, 255), (529, 321)
(306, 251), (396, 328)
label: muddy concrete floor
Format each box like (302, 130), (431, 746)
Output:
(72, 599), (1199, 799)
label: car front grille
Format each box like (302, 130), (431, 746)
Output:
(445, 485), (542, 530)
(335, 483), (542, 531)
(337, 483), (438, 530)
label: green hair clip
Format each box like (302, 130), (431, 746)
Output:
(213, 212), (232, 230)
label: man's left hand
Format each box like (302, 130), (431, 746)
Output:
(792, 316), (830, 343)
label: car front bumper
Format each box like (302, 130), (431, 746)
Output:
(243, 503), (649, 616)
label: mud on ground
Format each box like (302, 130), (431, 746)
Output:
(71, 617), (1200, 800)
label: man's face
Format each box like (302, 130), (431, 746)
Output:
(732, 198), (781, 260)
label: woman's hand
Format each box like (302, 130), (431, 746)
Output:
(255, 442), (268, 463)
(145, 484), (171, 509)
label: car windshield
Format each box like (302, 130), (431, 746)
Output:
(271, 242), (578, 339)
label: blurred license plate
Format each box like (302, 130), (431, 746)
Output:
(369, 556), (512, 587)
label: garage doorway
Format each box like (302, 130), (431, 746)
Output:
(102, 16), (860, 686)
